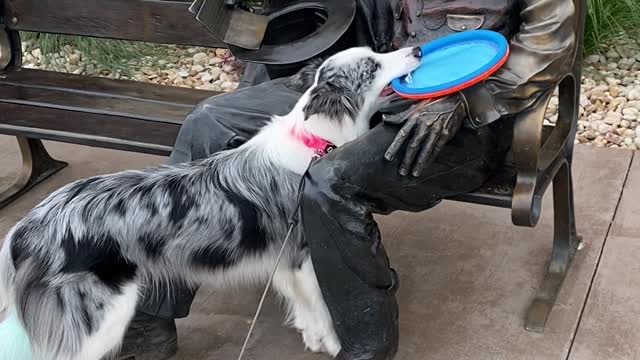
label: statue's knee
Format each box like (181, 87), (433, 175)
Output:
(302, 158), (344, 203)
(180, 100), (242, 154)
(184, 100), (224, 129)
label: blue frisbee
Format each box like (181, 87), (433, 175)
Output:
(392, 30), (509, 99)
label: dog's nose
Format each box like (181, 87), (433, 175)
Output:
(411, 47), (422, 59)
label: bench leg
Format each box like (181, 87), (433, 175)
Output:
(525, 160), (581, 332)
(0, 137), (68, 209)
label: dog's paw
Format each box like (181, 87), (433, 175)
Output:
(301, 328), (341, 357)
(301, 329), (323, 353)
(320, 331), (341, 357)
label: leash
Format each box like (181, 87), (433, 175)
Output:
(236, 156), (319, 360)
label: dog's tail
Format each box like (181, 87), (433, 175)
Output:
(0, 229), (34, 360)
(0, 229), (17, 319)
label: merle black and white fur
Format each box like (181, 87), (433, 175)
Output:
(0, 46), (421, 360)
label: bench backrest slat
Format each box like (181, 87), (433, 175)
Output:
(4, 0), (225, 48)
(3, 69), (214, 106)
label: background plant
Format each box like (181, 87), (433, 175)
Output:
(584, 0), (640, 54)
(20, 32), (163, 75)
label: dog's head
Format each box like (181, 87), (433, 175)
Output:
(298, 46), (422, 145)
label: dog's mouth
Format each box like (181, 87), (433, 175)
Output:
(380, 84), (395, 97)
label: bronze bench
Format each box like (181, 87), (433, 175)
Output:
(0, 0), (584, 335)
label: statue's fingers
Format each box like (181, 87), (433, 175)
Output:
(399, 120), (430, 176)
(412, 122), (443, 177)
(385, 117), (417, 161)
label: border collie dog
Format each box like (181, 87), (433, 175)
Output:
(0, 46), (421, 360)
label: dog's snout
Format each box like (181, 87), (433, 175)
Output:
(412, 47), (422, 59)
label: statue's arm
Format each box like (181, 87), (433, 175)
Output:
(461, 0), (578, 128)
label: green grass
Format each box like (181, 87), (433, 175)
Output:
(20, 32), (165, 75)
(585, 0), (640, 54)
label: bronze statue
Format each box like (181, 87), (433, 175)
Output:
(116, 1), (580, 359)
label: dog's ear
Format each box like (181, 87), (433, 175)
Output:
(303, 81), (361, 123)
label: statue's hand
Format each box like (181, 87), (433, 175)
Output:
(384, 94), (466, 177)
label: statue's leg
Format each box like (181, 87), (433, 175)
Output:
(301, 122), (505, 359)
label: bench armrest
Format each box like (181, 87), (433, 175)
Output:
(511, 70), (581, 227)
(0, 26), (21, 71)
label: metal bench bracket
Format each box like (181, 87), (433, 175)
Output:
(0, 137), (67, 209)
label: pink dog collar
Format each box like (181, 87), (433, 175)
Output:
(290, 128), (336, 157)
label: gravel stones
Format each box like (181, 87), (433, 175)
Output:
(562, 38), (640, 150)
(192, 52), (208, 66)
(20, 40), (242, 93)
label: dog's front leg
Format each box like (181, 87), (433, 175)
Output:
(273, 260), (341, 357)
